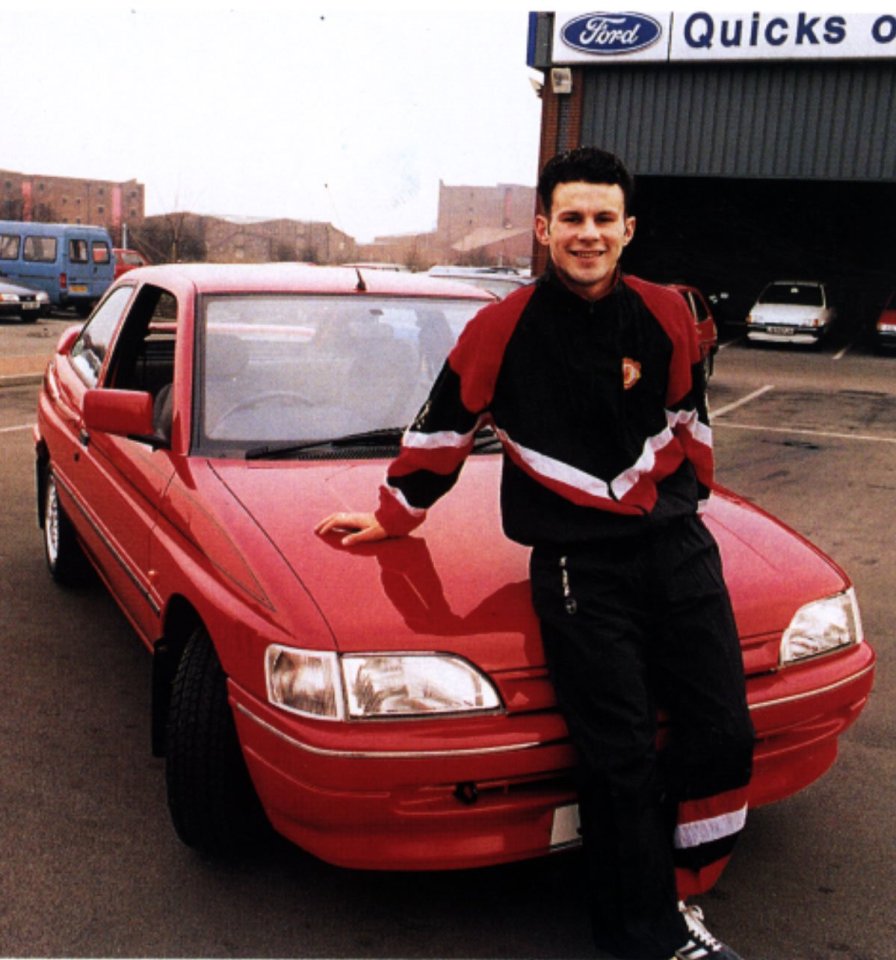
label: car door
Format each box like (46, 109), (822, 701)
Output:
(59, 283), (179, 643)
(47, 284), (137, 547)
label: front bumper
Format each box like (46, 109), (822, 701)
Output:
(747, 324), (825, 344)
(876, 326), (896, 348)
(0, 300), (44, 318)
(230, 640), (874, 871)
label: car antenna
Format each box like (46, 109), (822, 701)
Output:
(354, 267), (367, 292)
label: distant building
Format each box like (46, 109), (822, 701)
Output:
(135, 212), (357, 265)
(359, 180), (536, 269)
(0, 168), (145, 246)
(0, 166), (534, 270)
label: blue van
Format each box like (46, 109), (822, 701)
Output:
(0, 220), (115, 316)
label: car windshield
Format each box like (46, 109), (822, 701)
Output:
(759, 283), (824, 307)
(198, 294), (482, 456)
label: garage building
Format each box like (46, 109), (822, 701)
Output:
(527, 10), (896, 333)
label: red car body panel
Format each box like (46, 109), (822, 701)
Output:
(112, 248), (150, 279)
(669, 283), (719, 367)
(33, 264), (875, 871)
(875, 294), (896, 348)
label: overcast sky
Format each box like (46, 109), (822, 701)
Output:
(4, 0), (543, 242)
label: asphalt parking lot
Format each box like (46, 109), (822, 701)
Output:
(1, 312), (894, 959)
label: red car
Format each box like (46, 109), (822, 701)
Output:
(34, 264), (874, 867)
(669, 283), (719, 379)
(112, 247), (150, 279)
(875, 289), (896, 350)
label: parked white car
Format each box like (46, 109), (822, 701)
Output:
(746, 280), (836, 345)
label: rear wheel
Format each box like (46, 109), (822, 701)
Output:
(165, 625), (269, 856)
(43, 470), (86, 585)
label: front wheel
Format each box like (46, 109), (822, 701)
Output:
(43, 470), (86, 585)
(165, 625), (270, 856)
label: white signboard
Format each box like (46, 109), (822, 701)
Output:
(550, 10), (896, 63)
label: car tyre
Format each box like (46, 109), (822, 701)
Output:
(165, 625), (270, 856)
(43, 470), (87, 585)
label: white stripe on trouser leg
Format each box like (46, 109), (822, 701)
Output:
(674, 804), (748, 849)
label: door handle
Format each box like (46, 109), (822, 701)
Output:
(79, 428), (90, 448)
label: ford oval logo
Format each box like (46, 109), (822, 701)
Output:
(561, 12), (662, 55)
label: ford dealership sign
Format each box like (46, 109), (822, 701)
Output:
(561, 12), (663, 55)
(547, 10), (896, 63)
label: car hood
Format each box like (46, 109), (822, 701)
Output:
(210, 459), (847, 674)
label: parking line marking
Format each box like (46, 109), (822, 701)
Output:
(0, 423), (33, 434)
(712, 385), (774, 419)
(714, 421), (896, 445)
(833, 343), (852, 360)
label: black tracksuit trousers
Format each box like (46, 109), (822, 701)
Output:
(529, 514), (755, 959)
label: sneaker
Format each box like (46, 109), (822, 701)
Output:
(671, 901), (744, 959)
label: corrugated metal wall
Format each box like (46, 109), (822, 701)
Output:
(580, 60), (896, 181)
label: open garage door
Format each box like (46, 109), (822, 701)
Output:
(624, 177), (896, 344)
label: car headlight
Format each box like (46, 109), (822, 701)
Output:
(780, 588), (863, 665)
(265, 645), (502, 720)
(0, 293), (20, 303)
(266, 647), (342, 718)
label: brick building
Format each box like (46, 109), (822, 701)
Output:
(359, 180), (536, 269)
(0, 166), (533, 269)
(134, 212), (357, 265)
(0, 169), (145, 246)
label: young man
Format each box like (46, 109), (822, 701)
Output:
(317, 148), (755, 960)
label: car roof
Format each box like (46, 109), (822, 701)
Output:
(429, 266), (526, 278)
(120, 262), (495, 300)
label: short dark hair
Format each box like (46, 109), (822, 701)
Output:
(537, 147), (635, 215)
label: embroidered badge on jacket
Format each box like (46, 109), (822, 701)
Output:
(622, 357), (642, 390)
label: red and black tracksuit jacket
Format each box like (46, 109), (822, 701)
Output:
(375, 269), (753, 933)
(375, 269), (712, 541)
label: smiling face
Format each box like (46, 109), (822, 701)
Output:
(535, 180), (636, 301)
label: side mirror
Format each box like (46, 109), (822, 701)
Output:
(83, 389), (155, 442)
(56, 324), (83, 355)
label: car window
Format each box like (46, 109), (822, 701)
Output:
(690, 292), (710, 322)
(23, 236), (57, 263)
(92, 242), (111, 265)
(0, 233), (20, 260)
(759, 283), (823, 307)
(69, 286), (135, 386)
(198, 294), (483, 452)
(69, 239), (89, 264)
(106, 286), (178, 395)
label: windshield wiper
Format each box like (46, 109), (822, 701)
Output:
(245, 427), (406, 460)
(246, 426), (502, 460)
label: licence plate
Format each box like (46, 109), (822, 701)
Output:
(550, 803), (581, 849)
(22, 301), (39, 310)
(70, 284), (88, 294)
(772, 326), (795, 336)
